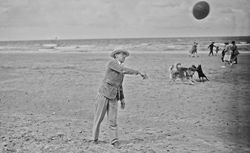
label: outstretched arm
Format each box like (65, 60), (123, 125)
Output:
(108, 60), (146, 77)
(122, 67), (148, 79)
(122, 67), (140, 75)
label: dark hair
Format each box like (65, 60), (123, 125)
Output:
(225, 42), (229, 45)
(232, 41), (235, 44)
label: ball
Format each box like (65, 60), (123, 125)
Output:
(192, 1), (210, 20)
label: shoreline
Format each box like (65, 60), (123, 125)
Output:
(0, 50), (250, 54)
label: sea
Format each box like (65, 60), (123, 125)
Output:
(0, 36), (249, 53)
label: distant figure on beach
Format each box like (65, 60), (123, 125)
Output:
(208, 42), (215, 56)
(221, 43), (226, 62)
(231, 41), (239, 64)
(92, 49), (147, 148)
(223, 42), (232, 66)
(215, 46), (220, 56)
(189, 42), (198, 57)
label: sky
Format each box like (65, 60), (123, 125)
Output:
(0, 0), (249, 41)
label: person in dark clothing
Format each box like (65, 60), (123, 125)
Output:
(215, 46), (220, 56)
(231, 41), (239, 64)
(221, 42), (227, 62)
(208, 42), (215, 56)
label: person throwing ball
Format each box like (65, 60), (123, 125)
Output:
(92, 49), (147, 148)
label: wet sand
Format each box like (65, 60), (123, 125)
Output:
(0, 52), (250, 153)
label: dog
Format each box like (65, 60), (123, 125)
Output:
(169, 63), (185, 81)
(170, 63), (182, 78)
(185, 65), (197, 81)
(169, 63), (197, 84)
(196, 64), (209, 81)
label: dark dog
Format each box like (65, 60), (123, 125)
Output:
(196, 64), (209, 81)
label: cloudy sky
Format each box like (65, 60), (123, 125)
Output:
(0, 0), (249, 41)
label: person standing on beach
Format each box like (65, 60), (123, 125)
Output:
(189, 42), (198, 57)
(231, 41), (239, 64)
(223, 42), (232, 66)
(92, 49), (147, 148)
(221, 43), (226, 62)
(215, 46), (220, 56)
(208, 42), (215, 56)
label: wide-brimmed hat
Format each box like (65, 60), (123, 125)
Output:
(110, 49), (130, 58)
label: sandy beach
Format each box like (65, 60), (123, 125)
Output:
(0, 52), (250, 153)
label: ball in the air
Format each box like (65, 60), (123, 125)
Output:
(192, 1), (210, 20)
